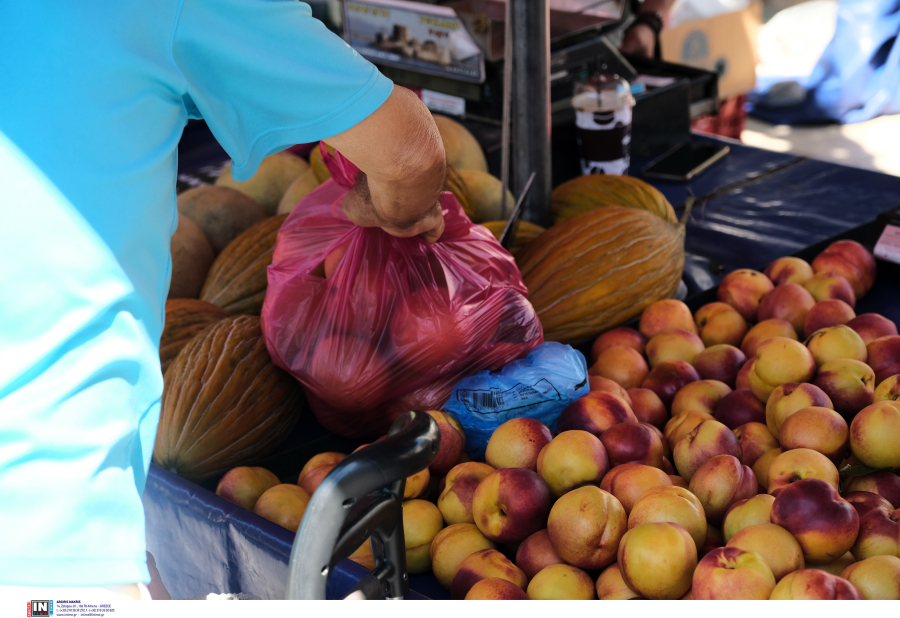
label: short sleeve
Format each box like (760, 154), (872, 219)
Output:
(173, 0), (394, 181)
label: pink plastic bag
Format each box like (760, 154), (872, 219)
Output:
(261, 146), (543, 439)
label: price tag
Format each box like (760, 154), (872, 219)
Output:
(874, 223), (900, 264)
(343, 0), (485, 83)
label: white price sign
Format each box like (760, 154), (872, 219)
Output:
(874, 224), (900, 264)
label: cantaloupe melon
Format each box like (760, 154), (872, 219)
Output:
(169, 214), (215, 299)
(309, 142), (334, 184)
(177, 185), (267, 254)
(457, 169), (515, 222)
(276, 169), (321, 215)
(433, 115), (488, 173)
(215, 152), (310, 216)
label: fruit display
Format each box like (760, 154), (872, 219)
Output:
(215, 152), (311, 216)
(158, 298), (229, 375)
(169, 213), (215, 299)
(517, 206), (686, 344)
(177, 185), (268, 253)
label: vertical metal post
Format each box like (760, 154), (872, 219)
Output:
(510, 0), (552, 227)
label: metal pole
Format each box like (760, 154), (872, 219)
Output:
(510, 0), (552, 227)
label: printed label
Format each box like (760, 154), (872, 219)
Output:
(456, 378), (562, 415)
(874, 223), (900, 264)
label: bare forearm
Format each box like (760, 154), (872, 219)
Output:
(324, 85), (446, 230)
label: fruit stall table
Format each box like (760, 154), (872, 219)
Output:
(144, 123), (900, 599)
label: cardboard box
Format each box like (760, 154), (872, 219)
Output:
(660, 2), (761, 99)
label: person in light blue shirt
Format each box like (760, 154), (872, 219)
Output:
(0, 0), (446, 597)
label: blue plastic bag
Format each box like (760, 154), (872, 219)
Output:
(443, 342), (590, 461)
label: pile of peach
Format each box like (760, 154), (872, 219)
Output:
(212, 239), (900, 600)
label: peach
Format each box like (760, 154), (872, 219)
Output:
(296, 454), (345, 496)
(484, 418), (552, 471)
(216, 466), (280, 511)
(767, 448), (840, 495)
(851, 401), (900, 469)
(670, 474), (690, 489)
(536, 430), (610, 498)
(450, 548), (527, 599)
(717, 269), (775, 322)
(401, 499), (445, 574)
(875, 374), (900, 402)
(515, 529), (566, 581)
(526, 564), (595, 600)
(736, 357), (755, 390)
(546, 485), (627, 570)
(639, 299), (697, 339)
(695, 302), (749, 348)
(771, 478), (859, 564)
(556, 391), (637, 437)
(748, 338), (817, 404)
(349, 501), (444, 574)
(464, 577), (528, 600)
(716, 390), (767, 430)
(589, 345), (648, 389)
(640, 359), (701, 408)
(727, 523), (804, 581)
(588, 375), (633, 405)
(845, 471), (900, 508)
(867, 335), (900, 384)
(811, 239), (876, 298)
(806, 324), (868, 367)
(600, 421), (666, 468)
(390, 288), (464, 370)
(780, 406), (850, 465)
(438, 462), (496, 525)
(847, 313), (898, 345)
(618, 522), (698, 599)
(732, 422), (779, 468)
(810, 551), (856, 576)
(430, 523), (497, 589)
(591, 326), (647, 362)
(852, 507), (900, 560)
(645, 422), (671, 459)
(628, 485), (708, 549)
(692, 546), (776, 600)
(813, 358), (876, 418)
(841, 555), (900, 600)
(252, 484), (310, 532)
(674, 420), (743, 482)
(472, 468), (551, 543)
(765, 382), (834, 440)
(404, 467), (431, 500)
(757, 283), (816, 337)
(671, 380), (732, 417)
(596, 563), (641, 599)
(601, 463), (674, 515)
(722, 494), (776, 541)
(741, 319), (797, 358)
(426, 411), (466, 476)
(803, 271), (857, 307)
(665, 410), (715, 448)
(765, 256), (814, 286)
(844, 491), (895, 519)
(693, 344), (747, 388)
(689, 454), (758, 525)
(646, 329), (705, 367)
(751, 448), (782, 490)
(627, 388), (668, 429)
(804, 299), (856, 339)
(769, 568), (862, 599)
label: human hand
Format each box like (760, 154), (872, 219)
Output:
(341, 171), (446, 243)
(620, 23), (656, 58)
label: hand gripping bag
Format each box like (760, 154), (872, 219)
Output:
(261, 146), (543, 438)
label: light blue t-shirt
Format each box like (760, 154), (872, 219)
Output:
(0, 0), (392, 587)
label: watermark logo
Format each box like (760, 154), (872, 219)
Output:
(27, 600), (53, 617)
